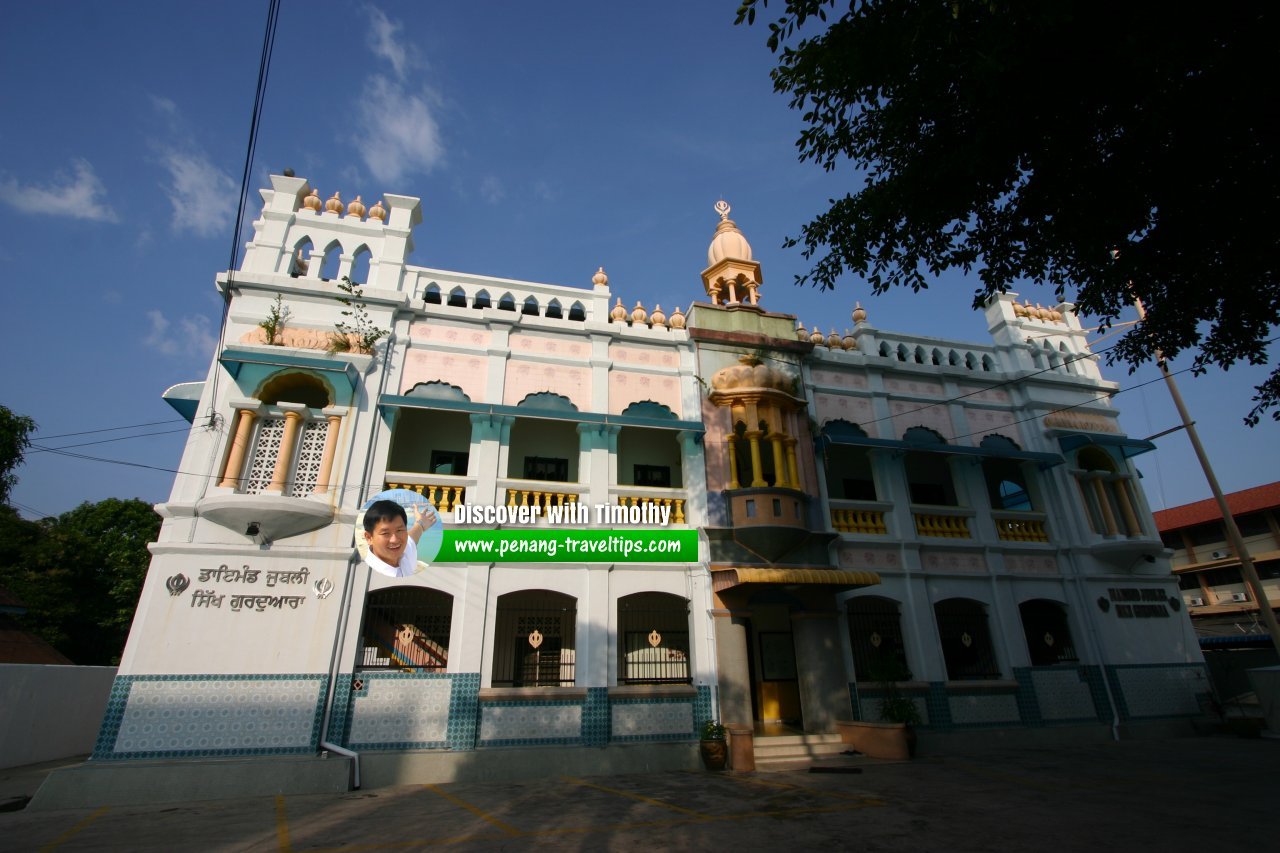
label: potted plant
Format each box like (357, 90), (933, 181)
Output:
(699, 719), (728, 770)
(835, 658), (920, 760)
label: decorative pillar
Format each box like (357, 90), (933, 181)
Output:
(1090, 476), (1119, 536)
(219, 408), (257, 489)
(770, 435), (787, 488)
(785, 438), (801, 491)
(746, 431), (766, 488)
(313, 413), (343, 494)
(267, 409), (306, 494)
(1114, 477), (1142, 537)
(726, 437), (741, 490)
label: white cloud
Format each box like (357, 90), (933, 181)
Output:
(143, 310), (217, 359)
(354, 75), (445, 185)
(0, 158), (119, 222)
(158, 148), (238, 237)
(480, 175), (505, 205)
(366, 6), (416, 81)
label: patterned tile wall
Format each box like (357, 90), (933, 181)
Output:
(95, 674), (327, 760)
(347, 674), (453, 748)
(1028, 668), (1098, 721)
(611, 701), (694, 739)
(479, 703), (583, 745)
(1111, 664), (1207, 718)
(948, 692), (1021, 725)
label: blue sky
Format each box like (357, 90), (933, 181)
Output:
(1, 1), (1275, 520)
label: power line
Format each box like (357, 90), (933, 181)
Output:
(34, 418), (189, 441)
(28, 427), (194, 454)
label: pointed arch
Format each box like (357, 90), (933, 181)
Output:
(289, 235), (313, 277)
(472, 289), (491, 310)
(319, 239), (342, 281)
(568, 301), (586, 322)
(981, 354), (995, 372)
(448, 286), (468, 308)
(515, 391), (578, 412)
(545, 299), (563, 320)
(497, 293), (516, 312)
(349, 244), (371, 285)
(620, 400), (677, 420)
(405, 381), (471, 402)
(521, 295), (540, 317)
(423, 282), (442, 304)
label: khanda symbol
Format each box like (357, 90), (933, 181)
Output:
(166, 574), (189, 596)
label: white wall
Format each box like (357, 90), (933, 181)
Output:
(0, 665), (116, 769)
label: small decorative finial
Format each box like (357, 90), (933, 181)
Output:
(592, 266), (608, 287)
(714, 199), (731, 221)
(368, 199), (386, 221)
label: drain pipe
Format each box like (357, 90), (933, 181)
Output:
(316, 321), (402, 788)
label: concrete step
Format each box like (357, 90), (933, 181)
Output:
(751, 734), (853, 768)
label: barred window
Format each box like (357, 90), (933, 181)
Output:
(846, 596), (911, 681)
(933, 598), (1001, 680)
(1019, 599), (1078, 666)
(358, 587), (453, 672)
(618, 592), (691, 684)
(492, 590), (576, 687)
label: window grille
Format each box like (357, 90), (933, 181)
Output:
(934, 598), (1001, 680)
(847, 596), (910, 681)
(243, 416), (286, 494)
(618, 593), (691, 684)
(358, 587), (453, 671)
(1018, 599), (1078, 665)
(491, 591), (576, 686)
(290, 419), (329, 496)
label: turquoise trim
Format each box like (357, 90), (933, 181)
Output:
(380, 394), (705, 433)
(819, 432), (1064, 466)
(1056, 432), (1156, 458)
(161, 381), (204, 423)
(219, 347), (361, 389)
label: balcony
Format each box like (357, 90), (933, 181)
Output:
(993, 511), (1051, 543)
(829, 500), (890, 535)
(610, 486), (689, 525)
(383, 470), (473, 514)
(499, 478), (588, 517)
(912, 507), (975, 540)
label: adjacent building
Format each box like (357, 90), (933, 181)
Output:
(70, 175), (1207, 796)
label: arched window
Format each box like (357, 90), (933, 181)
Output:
(897, 344), (910, 362)
(931, 348), (944, 366)
(497, 293), (516, 312)
(349, 245), (371, 285)
(258, 372), (332, 408)
(822, 421), (876, 500)
(914, 346), (927, 364)
(1076, 447), (1142, 537)
(423, 282), (442, 304)
(948, 350), (961, 367)
(1058, 342), (1074, 374)
(358, 587), (453, 671)
(981, 436), (1032, 511)
(492, 590), (577, 687)
(289, 237), (313, 277)
(933, 598), (1000, 680)
(472, 289), (491, 310)
(521, 296), (540, 316)
(545, 299), (563, 320)
(618, 592), (691, 684)
(319, 240), (342, 281)
(981, 354), (995, 372)
(879, 342), (893, 358)
(568, 301), (586, 322)
(1019, 599), (1078, 666)
(903, 427), (958, 506)
(965, 353), (979, 370)
(448, 287), (467, 308)
(847, 596), (910, 681)
(225, 371), (337, 497)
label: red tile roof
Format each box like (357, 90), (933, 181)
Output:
(1154, 482), (1280, 531)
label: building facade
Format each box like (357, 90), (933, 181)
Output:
(85, 175), (1206, 789)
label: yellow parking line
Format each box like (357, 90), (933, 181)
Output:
(423, 784), (523, 836)
(275, 795), (292, 852)
(38, 805), (110, 852)
(562, 776), (713, 817)
(719, 772), (882, 804)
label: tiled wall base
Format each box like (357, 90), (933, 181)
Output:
(93, 674), (327, 760)
(611, 701), (694, 739)
(850, 663), (1208, 731)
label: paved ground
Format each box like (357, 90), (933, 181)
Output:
(2, 736), (1275, 851)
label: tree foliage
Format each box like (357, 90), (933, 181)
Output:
(737, 1), (1280, 422)
(0, 498), (159, 665)
(0, 405), (36, 506)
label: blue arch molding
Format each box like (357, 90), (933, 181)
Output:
(162, 381), (205, 423)
(379, 394), (704, 433)
(218, 347), (362, 389)
(1055, 432), (1156, 458)
(817, 427), (1064, 467)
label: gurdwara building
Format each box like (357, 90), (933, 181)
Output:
(64, 175), (1206, 797)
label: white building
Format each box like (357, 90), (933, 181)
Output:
(42, 175), (1207, 804)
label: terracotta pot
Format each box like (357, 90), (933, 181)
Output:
(699, 738), (728, 770)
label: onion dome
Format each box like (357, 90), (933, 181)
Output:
(842, 330), (856, 350)
(827, 329), (842, 349)
(796, 321), (808, 341)
(852, 302), (867, 324)
(668, 305), (686, 329)
(809, 325), (826, 346)
(707, 200), (753, 265)
(610, 297), (628, 322)
(302, 188), (322, 211)
(347, 195), (366, 219)
(368, 199), (386, 221)
(324, 192), (344, 214)
(592, 266), (608, 287)
(650, 304), (667, 328)
(631, 301), (649, 325)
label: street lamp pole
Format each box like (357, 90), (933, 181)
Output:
(1133, 297), (1280, 656)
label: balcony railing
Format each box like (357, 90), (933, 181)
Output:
(993, 512), (1050, 543)
(383, 471), (472, 512)
(500, 478), (587, 514)
(829, 500), (890, 535)
(913, 509), (974, 539)
(611, 486), (689, 524)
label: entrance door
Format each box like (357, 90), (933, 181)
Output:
(755, 628), (802, 727)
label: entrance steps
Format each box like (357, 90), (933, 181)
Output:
(751, 732), (858, 771)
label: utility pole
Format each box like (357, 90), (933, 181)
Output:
(1133, 297), (1280, 656)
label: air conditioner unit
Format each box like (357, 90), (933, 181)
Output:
(1211, 550), (1231, 560)
(1188, 597), (1205, 607)
(1231, 592), (1249, 602)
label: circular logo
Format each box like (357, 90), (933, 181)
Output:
(357, 488), (444, 576)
